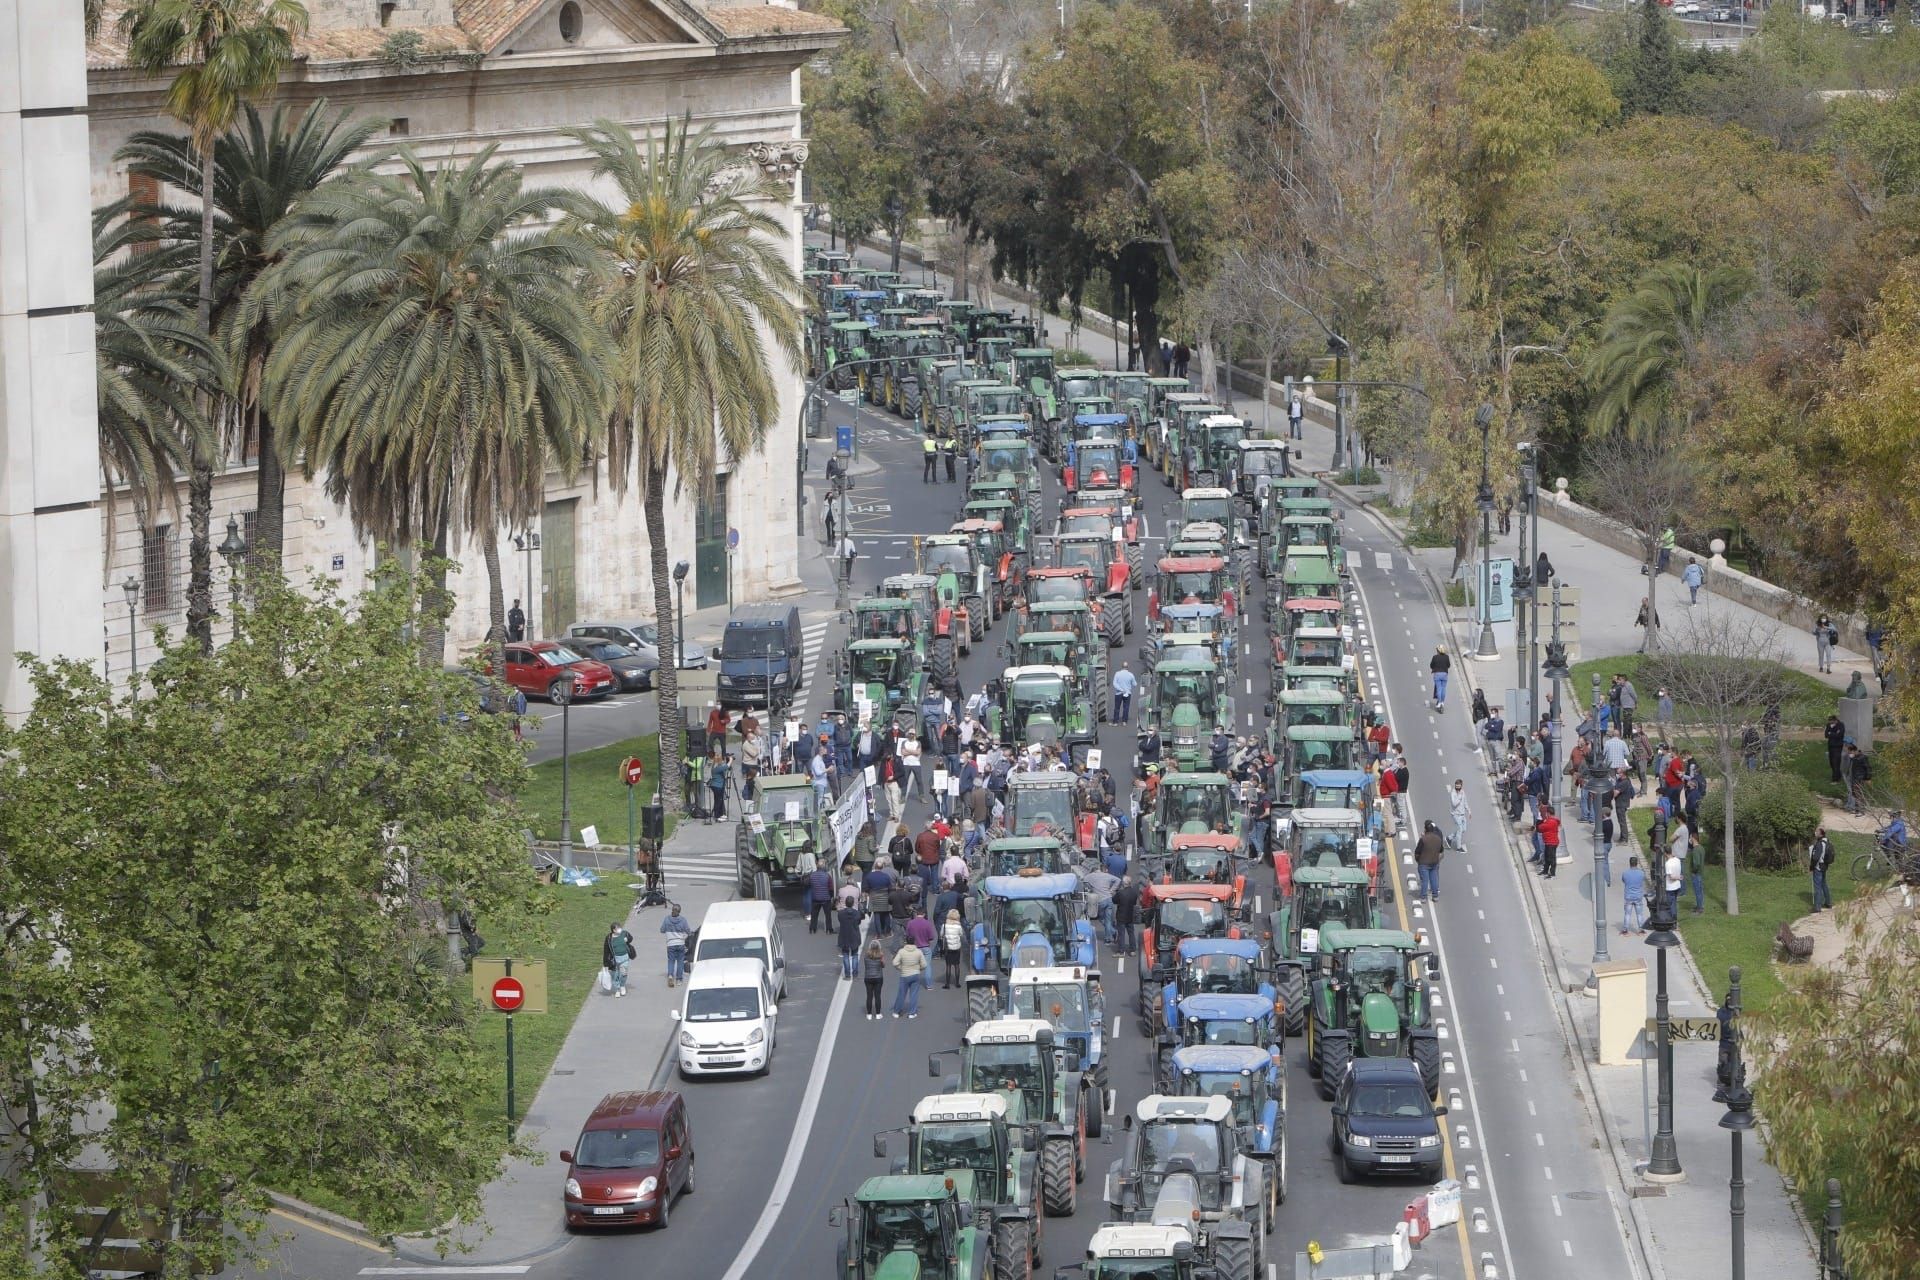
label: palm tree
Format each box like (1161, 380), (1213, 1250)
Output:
(560, 118), (802, 813)
(92, 199), (217, 546)
(251, 148), (608, 671)
(120, 0), (307, 652)
(118, 102), (388, 571)
(1584, 262), (1750, 441)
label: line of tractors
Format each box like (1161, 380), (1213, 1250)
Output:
(807, 249), (1446, 1280)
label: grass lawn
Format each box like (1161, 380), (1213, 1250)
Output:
(1566, 652), (1835, 727)
(520, 734), (667, 846)
(1626, 806), (1875, 1012)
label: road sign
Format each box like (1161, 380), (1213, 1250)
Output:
(491, 976), (526, 1012)
(622, 756), (646, 785)
(836, 389), (860, 405)
(472, 958), (549, 1012)
(727, 526), (740, 550)
(836, 423), (855, 453)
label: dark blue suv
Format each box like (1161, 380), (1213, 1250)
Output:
(1330, 1058), (1447, 1182)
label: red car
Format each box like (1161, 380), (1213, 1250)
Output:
(562, 1090), (694, 1229)
(503, 641), (616, 703)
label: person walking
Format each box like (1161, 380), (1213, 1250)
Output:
(1686, 828), (1706, 914)
(507, 598), (526, 643)
(1536, 805), (1562, 878)
(1620, 856), (1647, 933)
(1662, 835), (1685, 918)
(1429, 646), (1451, 711)
(939, 910), (967, 988)
(1447, 779), (1471, 852)
(1634, 597), (1660, 652)
(862, 941), (887, 1018)
(805, 864), (834, 934)
(1112, 662), (1138, 723)
(1113, 874), (1141, 954)
(890, 935), (927, 1018)
(659, 902), (690, 988)
(1813, 613), (1836, 673)
(1287, 391), (1304, 440)
(1413, 820), (1445, 902)
(1084, 863), (1120, 946)
(602, 920), (636, 998)
(1682, 558), (1704, 605)
(836, 897), (865, 979)
(839, 534), (858, 584)
(1809, 827), (1835, 910)
(706, 742), (731, 823)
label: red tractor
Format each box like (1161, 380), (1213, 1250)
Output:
(1147, 555), (1237, 632)
(1048, 533), (1133, 641)
(1160, 832), (1252, 915)
(1058, 500), (1144, 588)
(1061, 437), (1137, 496)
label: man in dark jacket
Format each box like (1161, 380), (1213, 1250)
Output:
(1825, 715), (1848, 784)
(1413, 820), (1446, 902)
(805, 866), (834, 934)
(1112, 876), (1142, 955)
(1809, 827), (1835, 910)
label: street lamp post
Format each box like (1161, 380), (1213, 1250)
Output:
(1579, 671), (1611, 981)
(1645, 888), (1686, 1181)
(513, 529), (540, 639)
(1328, 334), (1349, 474)
(554, 679), (574, 874)
(1515, 444), (1536, 721)
(217, 515), (248, 614)
(673, 560), (691, 673)
(1474, 404), (1498, 659)
(1718, 966), (1754, 1280)
(122, 576), (140, 684)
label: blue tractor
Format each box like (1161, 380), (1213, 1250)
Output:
(967, 872), (1098, 1024)
(1170, 1044), (1287, 1225)
(1153, 938), (1276, 1042)
(1154, 992), (1282, 1094)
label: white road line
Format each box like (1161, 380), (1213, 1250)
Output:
(1544, 1165), (1553, 1180)
(1528, 1100), (1537, 1116)
(1564, 1241), (1574, 1257)
(1535, 1133), (1546, 1147)
(1489, 957), (1498, 969)
(360, 1271), (530, 1277)
(1496, 984), (1505, 996)
(1375, 551), (1393, 571)
(718, 936), (856, 1280)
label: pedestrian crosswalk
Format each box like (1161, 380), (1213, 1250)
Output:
(656, 847), (739, 887)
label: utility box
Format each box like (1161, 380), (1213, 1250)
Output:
(1594, 958), (1648, 1065)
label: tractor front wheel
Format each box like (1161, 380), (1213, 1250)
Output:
(754, 869), (772, 903)
(734, 824), (756, 897)
(930, 636), (960, 698)
(1412, 1035), (1442, 1100)
(1040, 1137), (1077, 1217)
(990, 1218), (1033, 1280)
(1099, 603), (1123, 650)
(1277, 967), (1308, 1037)
(1213, 1232), (1255, 1280)
(967, 983), (998, 1025)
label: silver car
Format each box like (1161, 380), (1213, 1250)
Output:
(568, 620), (709, 670)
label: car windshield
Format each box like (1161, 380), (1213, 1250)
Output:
(1303, 883), (1368, 929)
(1154, 672), (1218, 720)
(1011, 982), (1089, 1030)
(963, 1043), (1046, 1112)
(856, 609), (912, 640)
(1185, 1072), (1259, 1124)
(539, 646), (586, 667)
(918, 1122), (999, 1177)
(863, 1201), (943, 1269)
(983, 445), (1027, 473)
(924, 544), (973, 575)
(995, 898), (1071, 958)
(683, 986), (762, 1021)
(1242, 450), (1284, 475)
(1184, 954), (1255, 995)
(1185, 496), (1232, 523)
(1164, 570), (1222, 601)
(1020, 640), (1073, 667)
(1011, 786), (1074, 833)
(1028, 578), (1086, 605)
(572, 1127), (662, 1169)
(1059, 376), (1100, 399)
(1352, 1084), (1433, 1119)
(1191, 1016), (1257, 1046)
(634, 623), (661, 645)
(1011, 677), (1066, 707)
(1057, 543), (1108, 574)
(1173, 845), (1234, 882)
(1291, 636), (1342, 665)
(1298, 827), (1358, 868)
(1287, 522), (1332, 547)
(696, 935), (769, 966)
(1163, 784), (1230, 831)
(722, 625), (785, 659)
(766, 787), (820, 820)
(1141, 1119), (1221, 1174)
(1159, 898), (1226, 938)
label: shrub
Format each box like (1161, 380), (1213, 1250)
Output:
(1699, 770), (1821, 871)
(1054, 347), (1096, 368)
(1333, 466), (1383, 486)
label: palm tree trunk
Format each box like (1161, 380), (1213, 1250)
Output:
(645, 469), (685, 813)
(481, 523), (507, 682)
(186, 144), (219, 655)
(419, 514), (451, 668)
(253, 406), (284, 572)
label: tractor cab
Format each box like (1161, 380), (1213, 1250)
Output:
(1139, 770), (1240, 869)
(1171, 1044), (1284, 1161)
(1280, 551), (1340, 601)
(1307, 926), (1439, 1098)
(1064, 434), (1137, 495)
(1167, 404), (1227, 487)
(1168, 993), (1281, 1060)
(853, 596), (923, 648)
(834, 1175), (976, 1280)
(1275, 596), (1344, 638)
(1148, 557), (1234, 630)
(1008, 966), (1105, 1087)
(1010, 630), (1079, 673)
(1005, 771), (1084, 845)
(1274, 806), (1382, 904)
(1283, 866), (1380, 961)
(1183, 415), (1248, 491)
(1234, 439), (1292, 504)
(838, 639), (921, 731)
(1290, 769), (1379, 824)
(971, 874), (1095, 974)
(1275, 688), (1351, 737)
(1142, 659), (1227, 773)
(992, 665), (1094, 763)
(1167, 833), (1247, 898)
(967, 382), (1029, 427)
(1285, 624), (1353, 675)
(1025, 566), (1095, 607)
(1281, 725), (1358, 780)
(981, 835), (1075, 878)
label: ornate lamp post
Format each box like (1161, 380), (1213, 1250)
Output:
(512, 529), (540, 639)
(1718, 966), (1754, 1280)
(217, 515), (247, 613)
(1579, 672), (1611, 982)
(672, 560), (691, 672)
(1474, 404), (1498, 659)
(122, 575), (140, 683)
(1645, 887), (1686, 1181)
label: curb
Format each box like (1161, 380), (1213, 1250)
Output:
(266, 1191), (386, 1251)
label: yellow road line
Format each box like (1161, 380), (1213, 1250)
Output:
(268, 1206), (389, 1254)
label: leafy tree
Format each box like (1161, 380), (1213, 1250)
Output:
(1583, 262), (1750, 440)
(805, 49), (922, 261)
(249, 149), (609, 671)
(1829, 85), (1920, 208)
(1579, 434), (1692, 651)
(91, 199), (216, 545)
(119, 102), (389, 569)
(1611, 0), (1679, 117)
(120, 0), (308, 653)
(561, 119), (802, 813)
(1754, 910), (1920, 1280)
(0, 568), (543, 1275)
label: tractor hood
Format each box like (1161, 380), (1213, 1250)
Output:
(871, 1251), (926, 1280)
(1360, 991), (1401, 1042)
(1023, 714), (1061, 746)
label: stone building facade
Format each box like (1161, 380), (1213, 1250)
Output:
(80, 0), (838, 680)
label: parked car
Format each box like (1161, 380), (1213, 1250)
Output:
(569, 620), (709, 670)
(502, 641), (616, 703)
(1708, 6), (1734, 19)
(568, 638), (659, 692)
(1673, 3), (1701, 16)
(561, 1090), (694, 1229)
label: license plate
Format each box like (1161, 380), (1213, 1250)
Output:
(592, 1206), (625, 1215)
(1380, 1155), (1411, 1164)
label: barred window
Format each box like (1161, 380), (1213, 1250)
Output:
(141, 525), (176, 613)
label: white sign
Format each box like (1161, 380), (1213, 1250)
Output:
(786, 719), (801, 744)
(579, 825), (599, 848)
(1086, 748), (1102, 772)
(933, 768), (950, 794)
(748, 814), (766, 833)
(837, 388), (861, 404)
(946, 775), (960, 797)
(864, 765), (877, 787)
(830, 781), (868, 861)
(1356, 837), (1376, 865)
(784, 801), (803, 822)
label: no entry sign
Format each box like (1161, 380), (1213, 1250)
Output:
(621, 756), (645, 786)
(491, 976), (526, 1012)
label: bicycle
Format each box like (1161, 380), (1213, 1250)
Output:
(1850, 824), (1919, 884)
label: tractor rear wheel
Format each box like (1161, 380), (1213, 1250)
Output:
(1093, 670), (1109, 723)
(1141, 988), (1163, 1038)
(1040, 1137), (1077, 1217)
(1213, 1233), (1255, 1280)
(990, 1218), (1032, 1280)
(1277, 967), (1308, 1037)
(1412, 1035), (1441, 1100)
(1243, 1165), (1268, 1260)
(1125, 542), (1143, 587)
(1099, 602), (1123, 650)
(1121, 594), (1134, 635)
(1084, 1085), (1103, 1138)
(930, 636), (960, 698)
(734, 824), (756, 897)
(967, 596), (988, 641)
(1316, 1033), (1351, 1100)
(967, 984), (998, 1025)
(754, 869), (772, 903)
(1233, 548), (1255, 599)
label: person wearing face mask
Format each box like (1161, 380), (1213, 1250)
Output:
(1447, 779), (1471, 852)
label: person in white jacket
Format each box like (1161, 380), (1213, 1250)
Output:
(1447, 779), (1472, 852)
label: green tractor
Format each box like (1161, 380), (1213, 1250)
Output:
(1305, 926), (1442, 1100)
(873, 1093), (1043, 1280)
(826, 320), (874, 393)
(919, 532), (996, 647)
(834, 637), (926, 740)
(1011, 348), (1056, 429)
(1141, 378), (1196, 471)
(832, 1175), (986, 1280)
(887, 325), (952, 418)
(734, 774), (835, 900)
(1005, 630), (1109, 728)
(1154, 394), (1215, 480)
(1136, 771), (1243, 873)
(990, 665), (1097, 765)
(940, 377), (1003, 446)
(1177, 415), (1249, 493)
(958, 383), (1029, 451)
(1269, 865), (1380, 1036)
(930, 1018), (1093, 1218)
(1042, 368), (1106, 459)
(852, 595), (929, 660)
(1140, 658), (1232, 774)
(881, 572), (961, 699)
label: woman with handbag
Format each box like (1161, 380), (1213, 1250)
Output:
(939, 910), (967, 989)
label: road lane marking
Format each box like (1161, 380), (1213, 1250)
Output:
(360, 1271), (530, 1276)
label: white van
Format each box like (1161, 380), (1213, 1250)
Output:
(672, 958), (778, 1077)
(689, 900), (787, 998)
